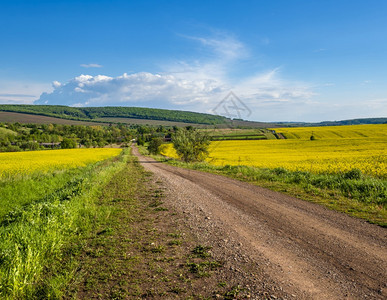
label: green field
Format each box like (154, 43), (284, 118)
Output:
(0, 150), (127, 298)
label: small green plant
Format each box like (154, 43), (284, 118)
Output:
(224, 285), (243, 299)
(186, 261), (222, 277)
(191, 245), (211, 258)
(150, 245), (165, 253)
(168, 240), (182, 246)
(154, 207), (168, 211)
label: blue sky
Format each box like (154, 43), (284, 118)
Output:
(0, 0), (386, 122)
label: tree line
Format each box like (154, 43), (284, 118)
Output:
(0, 123), (138, 152)
(0, 105), (228, 125)
(1, 121), (211, 163)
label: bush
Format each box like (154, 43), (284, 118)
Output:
(137, 136), (145, 146)
(60, 138), (77, 149)
(172, 128), (210, 162)
(343, 168), (362, 180)
(148, 137), (163, 155)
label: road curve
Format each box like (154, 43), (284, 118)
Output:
(132, 147), (387, 299)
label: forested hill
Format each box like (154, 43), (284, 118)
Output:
(0, 105), (228, 125)
(316, 118), (387, 126)
(275, 117), (387, 127)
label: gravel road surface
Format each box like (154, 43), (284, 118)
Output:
(132, 147), (387, 299)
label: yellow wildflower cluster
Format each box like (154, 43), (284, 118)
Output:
(161, 124), (387, 177)
(0, 148), (122, 178)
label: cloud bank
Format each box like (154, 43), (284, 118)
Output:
(35, 34), (316, 120)
(0, 81), (52, 104)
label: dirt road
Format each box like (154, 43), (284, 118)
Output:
(132, 147), (387, 299)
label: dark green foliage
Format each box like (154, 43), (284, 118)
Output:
(191, 245), (211, 258)
(0, 122), (136, 152)
(147, 137), (163, 154)
(172, 128), (210, 162)
(136, 136), (145, 146)
(343, 168), (362, 180)
(60, 138), (77, 149)
(20, 141), (40, 151)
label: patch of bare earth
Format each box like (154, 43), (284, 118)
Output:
(132, 146), (387, 300)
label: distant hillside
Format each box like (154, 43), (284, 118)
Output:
(317, 118), (387, 126)
(275, 118), (387, 127)
(0, 105), (228, 125)
(0, 105), (385, 127)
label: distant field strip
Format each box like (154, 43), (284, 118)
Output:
(161, 124), (387, 177)
(0, 148), (122, 178)
(0, 111), (108, 125)
(274, 124), (387, 140)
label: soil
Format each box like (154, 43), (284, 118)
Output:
(132, 146), (387, 300)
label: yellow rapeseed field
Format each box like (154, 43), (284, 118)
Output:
(0, 148), (122, 178)
(274, 124), (387, 140)
(161, 124), (387, 177)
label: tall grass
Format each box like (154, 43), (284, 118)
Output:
(0, 149), (128, 299)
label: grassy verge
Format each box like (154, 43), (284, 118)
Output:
(142, 147), (386, 227)
(0, 150), (128, 299)
(69, 152), (255, 299)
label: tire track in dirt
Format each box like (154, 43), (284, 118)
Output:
(133, 147), (387, 299)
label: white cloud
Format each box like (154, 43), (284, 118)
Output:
(0, 81), (52, 104)
(80, 63), (103, 68)
(34, 34), (316, 121)
(185, 34), (248, 61)
(35, 72), (227, 109)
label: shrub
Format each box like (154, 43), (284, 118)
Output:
(60, 138), (77, 149)
(344, 168), (363, 180)
(172, 128), (210, 162)
(148, 137), (163, 155)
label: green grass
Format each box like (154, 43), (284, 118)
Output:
(0, 150), (128, 298)
(152, 156), (387, 227)
(0, 167), (97, 220)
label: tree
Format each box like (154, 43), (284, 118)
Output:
(137, 136), (145, 146)
(172, 128), (210, 162)
(148, 137), (163, 154)
(60, 138), (77, 149)
(310, 131), (316, 140)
